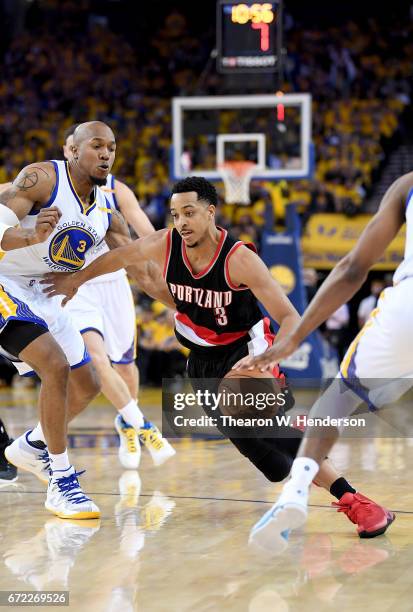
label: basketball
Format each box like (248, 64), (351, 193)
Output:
(218, 367), (284, 418)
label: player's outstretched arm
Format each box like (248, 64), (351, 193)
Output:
(114, 179), (155, 237)
(130, 260), (176, 309)
(42, 229), (169, 305)
(103, 206), (173, 306)
(241, 172), (410, 368)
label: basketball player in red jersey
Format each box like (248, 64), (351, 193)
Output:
(43, 177), (393, 550)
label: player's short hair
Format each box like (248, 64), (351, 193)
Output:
(63, 123), (81, 143)
(171, 177), (218, 207)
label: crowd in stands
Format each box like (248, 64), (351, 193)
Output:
(0, 0), (411, 384)
(1, 2), (412, 230)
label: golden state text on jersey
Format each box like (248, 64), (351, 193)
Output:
(46, 223), (101, 271)
(0, 160), (112, 277)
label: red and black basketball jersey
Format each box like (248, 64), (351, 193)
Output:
(163, 227), (272, 354)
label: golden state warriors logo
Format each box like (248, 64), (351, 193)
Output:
(269, 265), (296, 295)
(49, 228), (95, 271)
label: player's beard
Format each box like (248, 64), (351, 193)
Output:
(89, 175), (107, 187)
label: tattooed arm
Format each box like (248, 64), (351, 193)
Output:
(0, 163), (62, 250)
(0, 163), (57, 216)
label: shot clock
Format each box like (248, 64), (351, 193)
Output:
(217, 1), (282, 73)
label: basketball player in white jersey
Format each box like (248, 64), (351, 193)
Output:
(233, 171), (413, 552)
(0, 122), (173, 519)
(0, 121), (123, 518)
(62, 126), (175, 468)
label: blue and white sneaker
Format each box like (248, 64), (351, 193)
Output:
(45, 466), (100, 520)
(5, 431), (50, 483)
(139, 419), (176, 467)
(249, 481), (309, 555)
(114, 415), (141, 469)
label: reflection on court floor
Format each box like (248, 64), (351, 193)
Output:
(0, 388), (411, 611)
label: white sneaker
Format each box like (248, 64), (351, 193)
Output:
(5, 431), (50, 483)
(114, 415), (141, 469)
(139, 419), (176, 466)
(249, 480), (309, 556)
(45, 466), (100, 519)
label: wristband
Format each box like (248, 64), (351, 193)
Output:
(0, 203), (20, 225)
(0, 204), (20, 250)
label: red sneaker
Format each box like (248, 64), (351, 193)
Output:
(332, 492), (395, 538)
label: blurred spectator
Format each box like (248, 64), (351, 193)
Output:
(324, 304), (350, 360)
(302, 268), (319, 304)
(357, 279), (387, 328)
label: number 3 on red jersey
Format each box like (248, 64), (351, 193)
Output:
(214, 307), (228, 326)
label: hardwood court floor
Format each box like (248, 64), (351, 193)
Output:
(0, 386), (412, 612)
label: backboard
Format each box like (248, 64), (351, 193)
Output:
(171, 93), (313, 182)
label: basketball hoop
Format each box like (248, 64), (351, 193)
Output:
(218, 161), (257, 205)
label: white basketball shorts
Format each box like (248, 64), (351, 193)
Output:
(0, 275), (89, 376)
(66, 274), (136, 364)
(339, 278), (413, 410)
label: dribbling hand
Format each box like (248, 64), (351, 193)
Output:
(232, 334), (299, 372)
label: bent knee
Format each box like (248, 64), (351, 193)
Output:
(39, 351), (70, 382)
(88, 350), (112, 377)
(255, 453), (292, 483)
(72, 363), (101, 399)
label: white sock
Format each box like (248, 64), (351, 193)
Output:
(49, 450), (71, 472)
(289, 457), (320, 490)
(119, 400), (144, 430)
(28, 423), (46, 444)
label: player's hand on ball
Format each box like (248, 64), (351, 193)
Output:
(41, 272), (79, 306)
(232, 354), (279, 373)
(33, 206), (61, 243)
(232, 334), (299, 372)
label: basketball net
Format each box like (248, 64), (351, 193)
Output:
(218, 161), (257, 205)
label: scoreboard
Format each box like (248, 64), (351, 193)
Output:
(217, 1), (282, 73)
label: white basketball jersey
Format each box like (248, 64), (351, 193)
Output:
(84, 173), (126, 283)
(0, 160), (112, 278)
(393, 189), (413, 285)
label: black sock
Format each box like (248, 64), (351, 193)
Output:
(330, 477), (356, 500)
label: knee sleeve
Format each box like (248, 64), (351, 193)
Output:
(254, 451), (292, 482)
(229, 436), (293, 482)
